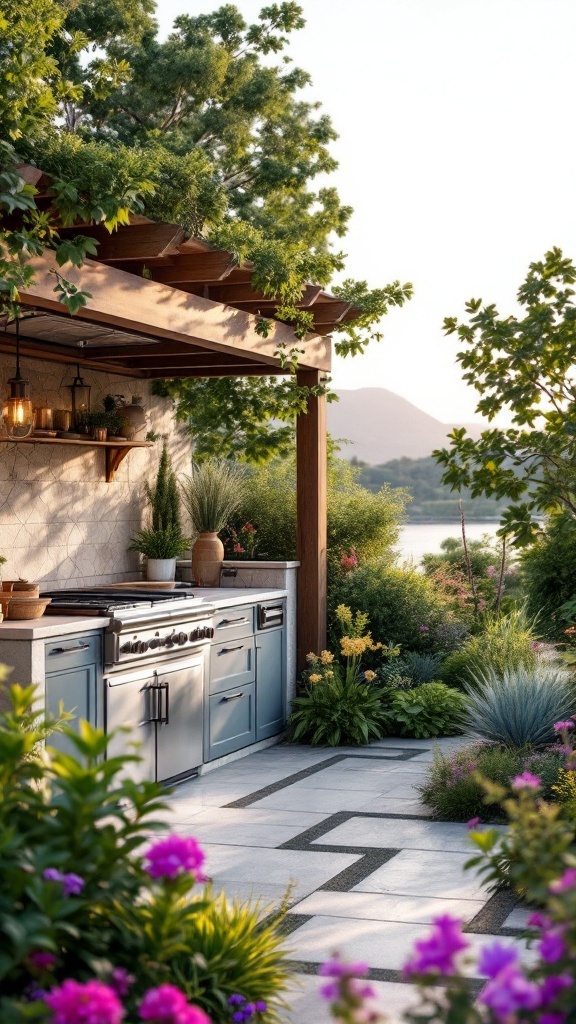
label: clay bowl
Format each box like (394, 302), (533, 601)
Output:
(2, 581), (40, 598)
(0, 595), (51, 620)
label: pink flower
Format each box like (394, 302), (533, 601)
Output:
(418, 625), (429, 633)
(553, 721), (575, 732)
(233, 543), (245, 554)
(511, 772), (541, 790)
(139, 984), (210, 1024)
(479, 964), (541, 1019)
(549, 868), (576, 894)
(403, 915), (469, 976)
(466, 816), (481, 830)
(44, 979), (124, 1024)
(144, 835), (206, 881)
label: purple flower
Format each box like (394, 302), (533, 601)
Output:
(44, 979), (124, 1024)
(528, 912), (551, 929)
(511, 772), (541, 790)
(110, 969), (134, 998)
(477, 942), (518, 979)
(466, 816), (481, 830)
(227, 995), (246, 1007)
(319, 956), (369, 978)
(540, 975), (572, 1002)
(43, 869), (85, 897)
(139, 984), (210, 1024)
(419, 625), (429, 633)
(403, 915), (469, 976)
(553, 721), (575, 732)
(28, 951), (57, 971)
(538, 929), (566, 964)
(479, 964), (541, 1019)
(539, 1015), (566, 1024)
(143, 835), (206, 881)
(549, 868), (576, 893)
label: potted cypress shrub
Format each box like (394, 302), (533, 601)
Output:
(181, 462), (245, 586)
(130, 443), (190, 581)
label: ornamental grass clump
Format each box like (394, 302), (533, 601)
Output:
(462, 664), (576, 747)
(0, 674), (289, 1022)
(439, 607), (540, 690)
(181, 460), (245, 534)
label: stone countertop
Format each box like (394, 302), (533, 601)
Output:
(195, 587), (287, 607)
(0, 614), (111, 640)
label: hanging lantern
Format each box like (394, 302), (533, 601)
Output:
(3, 318), (34, 439)
(67, 364), (91, 430)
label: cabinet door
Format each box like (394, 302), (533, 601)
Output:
(105, 668), (156, 784)
(256, 628), (285, 741)
(45, 663), (98, 758)
(206, 682), (255, 761)
(155, 654), (205, 783)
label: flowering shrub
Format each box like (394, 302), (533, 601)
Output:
(0, 680), (289, 1022)
(224, 522), (259, 560)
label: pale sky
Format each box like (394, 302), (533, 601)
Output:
(155, 0), (576, 424)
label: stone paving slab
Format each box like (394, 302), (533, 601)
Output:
(312, 817), (483, 854)
(352, 849), (487, 901)
(283, 973), (428, 1024)
(201, 842), (361, 898)
(250, 786), (388, 813)
(288, 890), (486, 925)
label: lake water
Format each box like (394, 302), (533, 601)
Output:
(396, 522), (501, 565)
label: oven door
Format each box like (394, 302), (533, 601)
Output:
(105, 666), (156, 785)
(154, 651), (206, 784)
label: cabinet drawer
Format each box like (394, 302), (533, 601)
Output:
(45, 632), (102, 674)
(212, 606), (254, 643)
(210, 637), (255, 694)
(206, 682), (255, 761)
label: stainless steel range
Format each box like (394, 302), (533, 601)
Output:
(42, 587), (216, 785)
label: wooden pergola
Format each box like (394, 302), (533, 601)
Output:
(2, 200), (358, 665)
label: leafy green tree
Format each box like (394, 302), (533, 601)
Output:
(435, 248), (576, 544)
(2, 1), (412, 458)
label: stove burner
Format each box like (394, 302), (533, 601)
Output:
(40, 587), (199, 615)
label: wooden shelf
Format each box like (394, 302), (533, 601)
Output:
(0, 436), (154, 482)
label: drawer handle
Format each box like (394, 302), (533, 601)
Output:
(222, 692), (243, 701)
(218, 645), (244, 654)
(48, 643), (90, 655)
(219, 617), (249, 626)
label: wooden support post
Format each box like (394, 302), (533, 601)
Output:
(296, 368), (327, 672)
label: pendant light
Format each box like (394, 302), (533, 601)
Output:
(3, 316), (34, 439)
(67, 364), (91, 430)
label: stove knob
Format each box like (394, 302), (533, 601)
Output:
(164, 633), (176, 647)
(120, 641), (132, 654)
(130, 641), (141, 653)
(140, 640), (150, 652)
(149, 637), (160, 649)
(178, 632), (188, 644)
(207, 626), (214, 639)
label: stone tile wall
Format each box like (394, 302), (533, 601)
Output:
(0, 354), (189, 588)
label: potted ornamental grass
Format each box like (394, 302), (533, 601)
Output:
(181, 461), (245, 587)
(130, 443), (190, 581)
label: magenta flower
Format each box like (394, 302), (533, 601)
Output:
(44, 979), (124, 1024)
(110, 969), (134, 998)
(511, 771), (541, 790)
(538, 929), (566, 963)
(319, 955), (370, 979)
(528, 912), (551, 929)
(403, 915), (469, 976)
(477, 942), (518, 979)
(143, 835), (206, 881)
(549, 868), (576, 894)
(29, 951), (57, 972)
(139, 984), (210, 1024)
(539, 1014), (566, 1024)
(540, 974), (572, 1002)
(43, 869), (85, 897)
(553, 721), (575, 732)
(479, 963), (541, 1018)
(466, 816), (481, 830)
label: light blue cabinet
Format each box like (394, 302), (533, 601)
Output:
(44, 631), (103, 757)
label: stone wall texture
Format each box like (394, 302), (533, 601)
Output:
(0, 354), (189, 588)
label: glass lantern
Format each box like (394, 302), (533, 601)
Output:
(4, 318), (34, 439)
(67, 365), (91, 431)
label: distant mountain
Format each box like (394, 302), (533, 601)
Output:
(327, 388), (483, 464)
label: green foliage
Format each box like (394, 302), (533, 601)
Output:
(520, 513), (576, 639)
(383, 682), (465, 739)
(462, 664), (576, 747)
(146, 441), (182, 536)
(422, 534), (522, 611)
(181, 461), (245, 534)
(419, 741), (565, 821)
(439, 608), (539, 689)
(0, 681), (290, 1020)
(331, 562), (447, 652)
(289, 674), (389, 746)
(393, 651), (446, 685)
(435, 248), (576, 545)
(128, 526), (188, 559)
(354, 456), (507, 521)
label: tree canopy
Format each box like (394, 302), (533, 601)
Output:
(1, 1), (412, 459)
(434, 248), (576, 544)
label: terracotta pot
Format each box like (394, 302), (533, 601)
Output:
(118, 397), (146, 441)
(192, 532), (224, 587)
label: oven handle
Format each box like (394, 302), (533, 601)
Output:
(218, 645), (244, 654)
(158, 680), (169, 725)
(143, 683), (159, 725)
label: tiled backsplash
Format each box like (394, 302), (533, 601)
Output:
(0, 354), (189, 588)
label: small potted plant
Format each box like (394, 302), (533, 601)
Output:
(130, 443), (190, 581)
(181, 461), (245, 587)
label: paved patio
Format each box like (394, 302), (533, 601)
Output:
(160, 737), (531, 1022)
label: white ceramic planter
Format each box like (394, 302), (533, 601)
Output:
(146, 558), (177, 582)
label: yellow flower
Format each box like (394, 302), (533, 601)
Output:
(364, 670), (376, 681)
(319, 650), (334, 664)
(308, 673), (322, 684)
(306, 652), (319, 664)
(340, 636), (368, 658)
